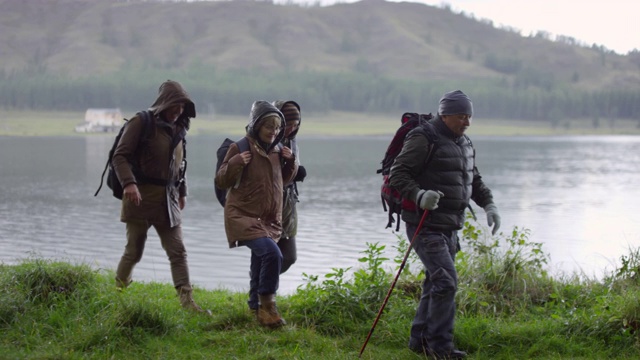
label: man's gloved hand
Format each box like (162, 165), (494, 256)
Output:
(415, 189), (444, 210)
(484, 203), (501, 235)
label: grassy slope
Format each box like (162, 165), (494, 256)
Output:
(2, 110), (640, 137)
(1, 255), (639, 360)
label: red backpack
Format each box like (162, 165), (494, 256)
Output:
(377, 112), (435, 231)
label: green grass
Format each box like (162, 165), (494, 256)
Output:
(2, 110), (640, 137)
(2, 219), (640, 359)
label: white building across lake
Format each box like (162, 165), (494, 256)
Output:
(75, 108), (123, 133)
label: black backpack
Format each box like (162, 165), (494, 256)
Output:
(214, 136), (250, 206)
(377, 112), (436, 231)
(94, 111), (154, 199)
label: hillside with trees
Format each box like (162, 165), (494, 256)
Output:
(1, 0), (639, 125)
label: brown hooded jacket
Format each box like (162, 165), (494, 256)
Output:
(112, 80), (195, 227)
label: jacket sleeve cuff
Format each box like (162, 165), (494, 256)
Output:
(409, 188), (421, 203)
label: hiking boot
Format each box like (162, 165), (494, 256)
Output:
(408, 337), (428, 354)
(257, 294), (286, 328)
(428, 349), (467, 359)
(409, 339), (466, 359)
(249, 306), (259, 317)
(178, 286), (212, 315)
(115, 277), (132, 290)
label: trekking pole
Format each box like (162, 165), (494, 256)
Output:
(358, 209), (429, 358)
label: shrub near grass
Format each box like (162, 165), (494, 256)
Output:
(457, 219), (553, 316)
(4, 259), (96, 304)
(287, 242), (394, 336)
(453, 217), (640, 358)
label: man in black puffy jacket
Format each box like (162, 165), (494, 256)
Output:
(389, 90), (501, 359)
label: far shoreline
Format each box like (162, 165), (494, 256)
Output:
(1, 109), (639, 137)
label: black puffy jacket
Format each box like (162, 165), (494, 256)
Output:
(389, 117), (494, 230)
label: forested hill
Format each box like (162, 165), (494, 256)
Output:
(2, 0), (640, 121)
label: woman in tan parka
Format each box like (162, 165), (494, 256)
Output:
(215, 100), (298, 328)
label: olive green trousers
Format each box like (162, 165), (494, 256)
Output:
(115, 220), (191, 289)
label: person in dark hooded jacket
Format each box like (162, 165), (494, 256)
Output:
(112, 80), (208, 314)
(215, 100), (297, 328)
(389, 90), (500, 359)
(272, 100), (306, 275)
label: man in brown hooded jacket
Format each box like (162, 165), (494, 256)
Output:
(112, 80), (207, 313)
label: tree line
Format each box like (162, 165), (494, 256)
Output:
(1, 66), (639, 127)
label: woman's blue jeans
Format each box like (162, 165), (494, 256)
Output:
(406, 224), (459, 353)
(241, 237), (282, 310)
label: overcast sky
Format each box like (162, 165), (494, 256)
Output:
(281, 0), (639, 54)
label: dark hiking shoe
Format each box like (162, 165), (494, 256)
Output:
(428, 349), (467, 359)
(408, 338), (429, 354)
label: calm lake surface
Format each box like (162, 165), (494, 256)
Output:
(1, 134), (639, 294)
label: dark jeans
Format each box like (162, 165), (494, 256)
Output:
(406, 224), (459, 353)
(242, 237), (282, 310)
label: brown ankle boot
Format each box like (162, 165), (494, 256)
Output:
(178, 286), (211, 315)
(257, 294), (286, 328)
(115, 277), (132, 290)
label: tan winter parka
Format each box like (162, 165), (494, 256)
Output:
(215, 101), (298, 248)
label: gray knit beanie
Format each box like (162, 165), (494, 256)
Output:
(438, 90), (473, 116)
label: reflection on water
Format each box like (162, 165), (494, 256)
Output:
(1, 134), (640, 294)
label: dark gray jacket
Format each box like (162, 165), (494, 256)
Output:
(389, 117), (494, 230)
(273, 100), (304, 239)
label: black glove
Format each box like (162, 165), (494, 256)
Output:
(294, 165), (307, 182)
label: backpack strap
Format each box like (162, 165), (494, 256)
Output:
(138, 110), (154, 146)
(236, 136), (250, 153)
(406, 122), (439, 169)
(94, 110), (152, 196)
(231, 137), (250, 189)
(393, 211), (401, 232)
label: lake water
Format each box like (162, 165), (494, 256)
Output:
(1, 134), (639, 295)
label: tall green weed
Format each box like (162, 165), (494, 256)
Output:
(456, 216), (553, 315)
(287, 242), (396, 335)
